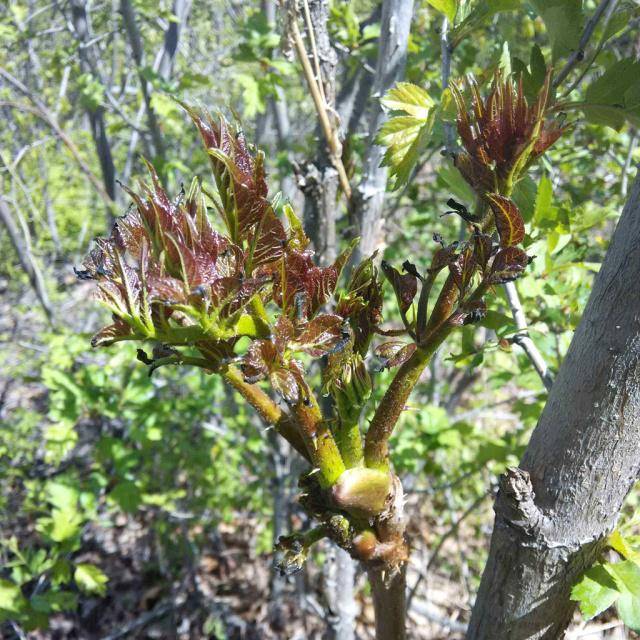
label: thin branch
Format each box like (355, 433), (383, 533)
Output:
(553, 0), (615, 89)
(407, 491), (489, 610)
(0, 91), (115, 211)
(0, 197), (54, 322)
(120, 0), (166, 165)
(440, 17), (455, 156)
(287, 5), (352, 200)
(301, 0), (327, 106)
(503, 280), (553, 390)
(560, 0), (620, 98)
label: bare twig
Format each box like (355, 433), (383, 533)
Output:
(553, 0), (616, 89)
(0, 68), (116, 210)
(440, 17), (455, 156)
(503, 281), (554, 391)
(0, 197), (54, 322)
(287, 4), (352, 200)
(120, 0), (167, 165)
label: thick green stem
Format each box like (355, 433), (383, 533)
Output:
(293, 398), (346, 487)
(335, 419), (364, 468)
(364, 318), (450, 471)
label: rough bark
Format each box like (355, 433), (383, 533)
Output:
(299, 0), (340, 263)
(351, 0), (415, 263)
(468, 172), (640, 639)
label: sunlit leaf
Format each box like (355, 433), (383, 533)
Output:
(74, 564), (108, 596)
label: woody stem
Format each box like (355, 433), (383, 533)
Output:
(364, 322), (453, 471)
(223, 366), (310, 461)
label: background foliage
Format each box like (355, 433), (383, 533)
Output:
(1, 0), (639, 637)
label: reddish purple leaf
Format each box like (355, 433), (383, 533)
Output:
(488, 247), (530, 284)
(486, 194), (525, 247)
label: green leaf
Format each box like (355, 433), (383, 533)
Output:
(0, 579), (27, 614)
(607, 560), (640, 596)
(438, 163), (476, 203)
(48, 507), (82, 542)
(46, 481), (79, 511)
(74, 564), (108, 596)
(236, 73), (266, 118)
(380, 83), (435, 118)
(110, 480), (142, 513)
(581, 58), (640, 129)
(609, 529), (640, 562)
(453, 0), (521, 42)
(531, 0), (583, 60)
(377, 83), (436, 189)
(571, 564), (620, 620)
(426, 0), (457, 23)
(617, 591), (640, 631)
(533, 175), (555, 226)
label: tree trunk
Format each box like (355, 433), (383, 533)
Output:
(369, 565), (407, 640)
(70, 0), (118, 224)
(120, 0), (166, 167)
(0, 198), (53, 322)
(468, 172), (640, 639)
(351, 0), (415, 263)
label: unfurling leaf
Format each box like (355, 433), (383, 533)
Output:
(375, 341), (417, 369)
(486, 194), (525, 247)
(473, 230), (494, 273)
(381, 261), (417, 313)
(450, 300), (487, 326)
(448, 246), (476, 295)
(488, 247), (530, 284)
(336, 254), (383, 355)
(242, 340), (278, 383)
(293, 314), (345, 356)
(451, 69), (565, 193)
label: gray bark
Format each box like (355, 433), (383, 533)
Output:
(0, 198), (53, 322)
(323, 545), (358, 640)
(300, 0), (340, 264)
(351, 0), (415, 263)
(69, 0), (117, 211)
(120, 0), (167, 166)
(468, 172), (640, 639)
